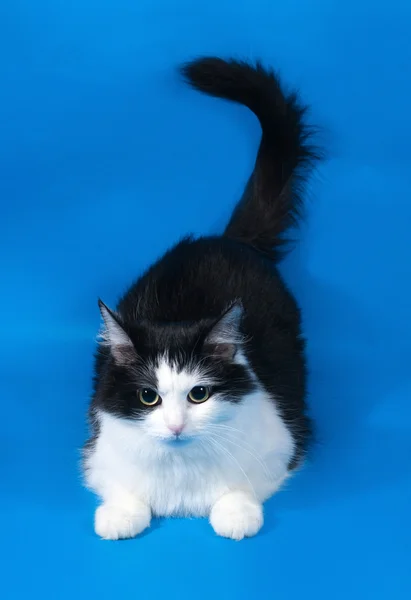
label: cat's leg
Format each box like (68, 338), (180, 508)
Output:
(94, 484), (151, 540)
(209, 490), (263, 540)
(84, 429), (151, 540)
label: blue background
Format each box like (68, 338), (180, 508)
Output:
(1, 1), (410, 598)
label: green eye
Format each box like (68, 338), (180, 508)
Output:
(139, 388), (161, 406)
(188, 386), (210, 404)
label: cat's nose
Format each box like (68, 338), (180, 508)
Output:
(168, 424), (185, 436)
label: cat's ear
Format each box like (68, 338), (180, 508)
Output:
(98, 300), (136, 364)
(203, 302), (244, 361)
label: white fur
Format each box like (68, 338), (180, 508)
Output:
(95, 501), (151, 540)
(84, 358), (295, 540)
(210, 490), (264, 540)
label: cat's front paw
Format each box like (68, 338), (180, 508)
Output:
(95, 502), (151, 540)
(210, 491), (263, 540)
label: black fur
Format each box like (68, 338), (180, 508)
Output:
(181, 57), (321, 259)
(87, 57), (320, 467)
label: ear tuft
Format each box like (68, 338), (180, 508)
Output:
(203, 302), (244, 360)
(98, 299), (136, 364)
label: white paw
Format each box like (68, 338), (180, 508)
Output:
(210, 491), (263, 541)
(95, 502), (151, 540)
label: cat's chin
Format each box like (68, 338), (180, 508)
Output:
(161, 436), (194, 447)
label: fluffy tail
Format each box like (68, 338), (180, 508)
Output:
(181, 57), (321, 259)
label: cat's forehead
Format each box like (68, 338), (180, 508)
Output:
(155, 356), (207, 395)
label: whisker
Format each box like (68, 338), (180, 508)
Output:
(211, 423), (248, 435)
(206, 435), (257, 499)
(209, 423), (272, 452)
(204, 429), (273, 481)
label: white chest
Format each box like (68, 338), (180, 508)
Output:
(85, 396), (295, 517)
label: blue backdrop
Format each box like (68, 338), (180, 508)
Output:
(1, 1), (410, 599)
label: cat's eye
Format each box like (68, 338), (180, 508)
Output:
(139, 388), (161, 406)
(188, 386), (210, 404)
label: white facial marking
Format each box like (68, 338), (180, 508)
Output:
(144, 356), (222, 440)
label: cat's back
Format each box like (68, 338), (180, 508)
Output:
(118, 236), (300, 330)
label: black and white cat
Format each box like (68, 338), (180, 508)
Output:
(83, 57), (319, 540)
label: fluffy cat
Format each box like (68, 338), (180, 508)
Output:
(83, 57), (319, 540)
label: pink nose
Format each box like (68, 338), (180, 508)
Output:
(168, 424), (184, 436)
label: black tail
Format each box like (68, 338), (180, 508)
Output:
(181, 57), (321, 259)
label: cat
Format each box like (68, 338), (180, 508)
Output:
(83, 57), (320, 541)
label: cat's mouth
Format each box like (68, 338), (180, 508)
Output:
(162, 435), (193, 447)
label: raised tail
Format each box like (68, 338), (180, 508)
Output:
(181, 57), (321, 259)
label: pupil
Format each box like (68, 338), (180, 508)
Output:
(143, 389), (156, 402)
(193, 386), (205, 399)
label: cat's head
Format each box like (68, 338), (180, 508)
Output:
(95, 300), (256, 446)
